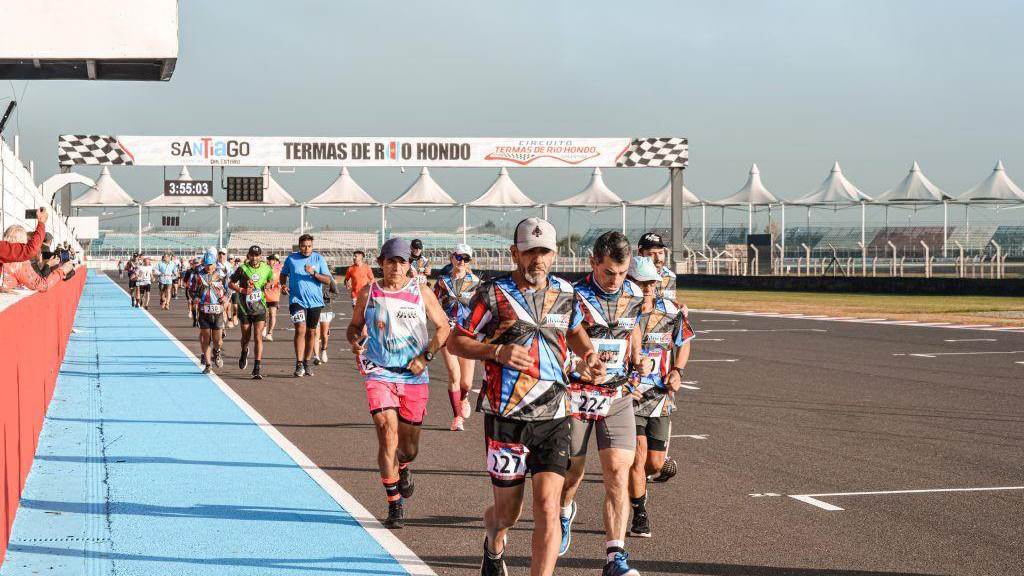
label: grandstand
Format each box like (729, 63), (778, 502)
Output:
(88, 231), (218, 259)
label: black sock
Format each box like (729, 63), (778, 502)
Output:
(382, 478), (400, 504)
(631, 494), (647, 511)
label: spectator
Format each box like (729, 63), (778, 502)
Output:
(0, 205), (48, 269)
(1, 224), (74, 292)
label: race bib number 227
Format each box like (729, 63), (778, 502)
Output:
(486, 439), (530, 482)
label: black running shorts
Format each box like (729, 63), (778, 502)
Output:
(484, 414), (571, 487)
(288, 303), (322, 327)
(198, 312), (225, 330)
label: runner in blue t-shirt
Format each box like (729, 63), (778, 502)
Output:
(156, 253), (179, 311)
(280, 234), (333, 377)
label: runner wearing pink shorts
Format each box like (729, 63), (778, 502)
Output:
(346, 237), (450, 529)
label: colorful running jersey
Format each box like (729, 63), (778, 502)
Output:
(459, 274), (582, 421)
(634, 297), (695, 418)
(194, 271), (228, 311)
(359, 280), (430, 385)
(658, 266), (676, 301)
(570, 275), (645, 394)
(433, 271), (481, 324)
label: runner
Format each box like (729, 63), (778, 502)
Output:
(193, 251), (228, 374)
(344, 250), (374, 308)
(432, 243), (481, 432)
(171, 255), (184, 300)
(230, 256), (243, 327)
(157, 252), (177, 310)
(216, 250), (234, 330)
(263, 254), (283, 341)
(345, 237), (450, 529)
(624, 256), (694, 538)
(637, 233), (676, 302)
(136, 256), (155, 310)
(280, 234), (332, 377)
(126, 254), (139, 307)
(182, 257), (201, 326)
(311, 272), (339, 365)
(408, 239), (430, 281)
(446, 217), (603, 576)
(558, 231), (646, 576)
(228, 245), (274, 380)
(117, 259), (124, 278)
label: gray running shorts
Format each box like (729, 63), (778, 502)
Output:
(570, 394), (637, 456)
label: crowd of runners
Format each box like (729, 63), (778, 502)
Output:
(119, 219), (693, 576)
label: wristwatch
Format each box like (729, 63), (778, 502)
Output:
(423, 351), (435, 362)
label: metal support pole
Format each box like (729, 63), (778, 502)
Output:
(780, 203), (786, 273)
(300, 204), (306, 234)
(670, 167), (686, 270)
(621, 202), (627, 234)
(747, 203), (753, 234)
(701, 202), (707, 251)
(860, 201), (867, 276)
(137, 204), (142, 253)
(542, 204), (548, 220)
(462, 204), (468, 244)
(920, 240), (930, 278)
(942, 200), (949, 257)
(381, 204), (387, 245)
(218, 204), (224, 249)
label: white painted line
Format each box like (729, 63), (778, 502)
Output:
(700, 319), (738, 323)
(790, 495), (845, 511)
(689, 358), (739, 363)
(874, 320), (920, 325)
(671, 434), (708, 440)
(789, 485), (1024, 512)
(944, 338), (997, 342)
(679, 382), (701, 390)
(900, 350), (1024, 359)
(1016, 361), (1024, 365)
(105, 275), (436, 575)
(700, 338), (725, 342)
(840, 318), (888, 322)
(944, 324), (992, 329)
(700, 328), (827, 333)
(691, 309), (1024, 332)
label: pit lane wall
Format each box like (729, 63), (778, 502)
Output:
(0, 269), (86, 564)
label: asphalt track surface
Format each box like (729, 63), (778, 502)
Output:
(126, 273), (1024, 576)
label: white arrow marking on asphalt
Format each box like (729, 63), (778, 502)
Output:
(944, 338), (997, 342)
(788, 486), (1024, 512)
(688, 359), (739, 363)
(900, 350), (1024, 359)
(671, 434), (708, 440)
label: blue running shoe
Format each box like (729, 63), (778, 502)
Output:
(603, 551), (640, 576)
(558, 500), (577, 557)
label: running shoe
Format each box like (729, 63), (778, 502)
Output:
(450, 416), (465, 432)
(202, 364), (213, 375)
(312, 353), (321, 366)
(213, 350), (224, 368)
(293, 363), (305, 378)
(480, 537), (508, 576)
(629, 508), (652, 538)
(461, 398), (472, 419)
(603, 552), (640, 576)
(252, 365), (263, 380)
(650, 457), (677, 483)
(200, 355), (208, 366)
(398, 466), (415, 498)
(320, 349), (328, 363)
(265, 333), (274, 342)
(302, 362), (314, 377)
(383, 500), (404, 529)
(558, 500), (577, 557)
(238, 348), (249, 370)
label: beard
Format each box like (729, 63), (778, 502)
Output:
(522, 267), (547, 286)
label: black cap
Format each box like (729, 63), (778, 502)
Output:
(248, 245), (262, 256)
(638, 232), (667, 251)
(411, 239), (423, 249)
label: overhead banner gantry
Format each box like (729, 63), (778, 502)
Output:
(59, 135), (687, 168)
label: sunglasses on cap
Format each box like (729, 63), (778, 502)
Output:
(453, 254), (471, 262)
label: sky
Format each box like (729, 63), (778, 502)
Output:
(3, 0), (1023, 233)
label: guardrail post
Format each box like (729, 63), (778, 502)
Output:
(954, 241), (965, 278)
(990, 240), (1003, 279)
(749, 244), (759, 276)
(801, 243), (811, 276)
(919, 240), (930, 278)
(887, 241), (897, 277)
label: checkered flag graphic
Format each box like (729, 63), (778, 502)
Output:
(58, 135), (133, 166)
(616, 137), (688, 168)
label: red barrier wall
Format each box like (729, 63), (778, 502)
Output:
(0, 270), (86, 565)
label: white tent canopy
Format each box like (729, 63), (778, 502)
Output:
(554, 168), (623, 207)
(958, 161), (1024, 203)
(390, 167), (457, 206)
(308, 167), (378, 206)
(224, 166), (298, 207)
(468, 168), (535, 207)
(713, 163), (779, 206)
(143, 166), (218, 207)
(630, 178), (700, 206)
(791, 161), (871, 205)
(875, 161), (951, 204)
(41, 172), (95, 203)
(73, 166), (136, 207)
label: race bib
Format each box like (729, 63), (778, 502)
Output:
(645, 332), (672, 346)
(570, 384), (617, 421)
(202, 304), (222, 314)
(160, 274), (173, 283)
(246, 290), (263, 304)
(486, 439), (530, 482)
(616, 317), (636, 330)
(290, 309), (306, 324)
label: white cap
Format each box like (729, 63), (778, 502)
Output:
(628, 255), (661, 282)
(453, 243), (474, 258)
(514, 217), (557, 252)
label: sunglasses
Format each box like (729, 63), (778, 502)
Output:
(453, 254), (471, 262)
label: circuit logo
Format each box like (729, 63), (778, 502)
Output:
(170, 138), (250, 158)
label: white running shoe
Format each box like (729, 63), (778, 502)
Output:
(450, 416), (465, 432)
(320, 349), (328, 363)
(265, 333), (274, 341)
(461, 398), (472, 419)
